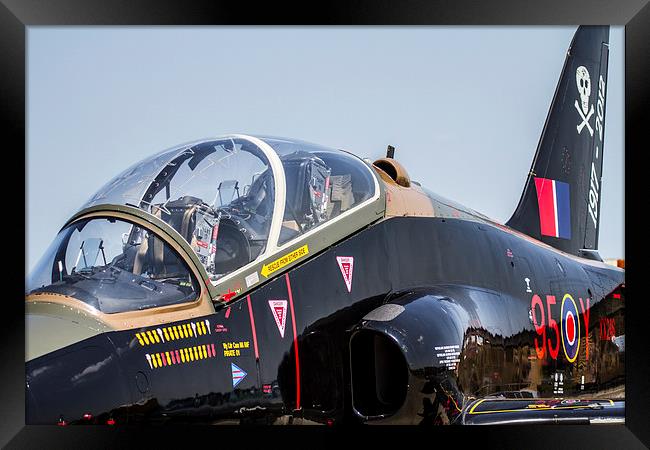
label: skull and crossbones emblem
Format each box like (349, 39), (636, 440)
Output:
(574, 65), (594, 136)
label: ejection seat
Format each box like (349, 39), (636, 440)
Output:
(133, 199), (200, 279)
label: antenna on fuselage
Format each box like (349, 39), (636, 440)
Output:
(386, 145), (395, 159)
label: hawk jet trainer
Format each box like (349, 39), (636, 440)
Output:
(25, 25), (623, 425)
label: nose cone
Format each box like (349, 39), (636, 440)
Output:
(25, 295), (111, 362)
(24, 302), (129, 425)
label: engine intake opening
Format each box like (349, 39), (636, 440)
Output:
(373, 158), (411, 187)
(350, 330), (408, 418)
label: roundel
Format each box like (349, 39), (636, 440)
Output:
(560, 294), (581, 362)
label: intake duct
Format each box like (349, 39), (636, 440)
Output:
(349, 330), (408, 418)
(372, 158), (411, 187)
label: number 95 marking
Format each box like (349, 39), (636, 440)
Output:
(530, 293), (591, 362)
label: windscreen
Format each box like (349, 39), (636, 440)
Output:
(26, 217), (198, 314)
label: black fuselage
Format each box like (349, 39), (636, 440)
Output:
(25, 215), (624, 425)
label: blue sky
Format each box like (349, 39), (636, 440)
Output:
(26, 26), (624, 271)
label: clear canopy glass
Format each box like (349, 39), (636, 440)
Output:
(258, 136), (377, 245)
(78, 135), (377, 282)
(26, 217), (199, 314)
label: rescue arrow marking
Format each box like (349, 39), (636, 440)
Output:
(260, 245), (309, 278)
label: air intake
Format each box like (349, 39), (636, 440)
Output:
(373, 158), (411, 187)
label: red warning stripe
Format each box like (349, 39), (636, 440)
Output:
(247, 294), (260, 360)
(285, 273), (301, 410)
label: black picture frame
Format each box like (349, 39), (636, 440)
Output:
(3, 1), (648, 448)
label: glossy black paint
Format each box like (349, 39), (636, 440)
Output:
(26, 215), (624, 425)
(26, 334), (130, 425)
(460, 398), (625, 425)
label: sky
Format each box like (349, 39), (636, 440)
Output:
(26, 26), (624, 272)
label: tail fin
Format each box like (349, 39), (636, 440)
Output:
(506, 26), (610, 259)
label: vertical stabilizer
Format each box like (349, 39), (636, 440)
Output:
(506, 26), (609, 259)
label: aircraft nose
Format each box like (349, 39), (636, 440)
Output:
(25, 378), (43, 424)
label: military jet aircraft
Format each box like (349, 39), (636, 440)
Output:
(25, 25), (624, 425)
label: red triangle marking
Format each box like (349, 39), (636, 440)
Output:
(268, 300), (288, 338)
(274, 307), (284, 325)
(336, 256), (354, 293)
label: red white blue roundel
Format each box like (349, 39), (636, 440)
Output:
(561, 294), (581, 362)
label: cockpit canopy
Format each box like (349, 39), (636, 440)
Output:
(78, 135), (379, 283)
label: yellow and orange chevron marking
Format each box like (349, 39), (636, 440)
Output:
(145, 343), (218, 369)
(135, 319), (211, 347)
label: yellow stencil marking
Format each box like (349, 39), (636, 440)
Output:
(135, 333), (145, 346)
(156, 353), (162, 367)
(163, 328), (171, 341)
(200, 322), (207, 335)
(173, 326), (180, 340)
(165, 352), (171, 365)
(260, 244), (309, 278)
